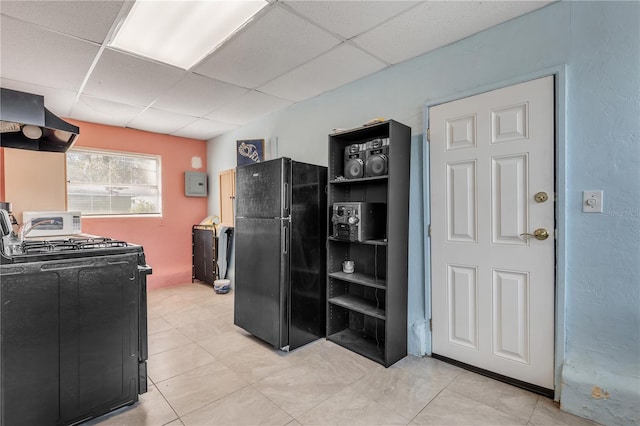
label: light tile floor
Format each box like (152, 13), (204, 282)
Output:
(88, 282), (598, 426)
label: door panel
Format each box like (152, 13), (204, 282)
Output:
(431, 76), (555, 390)
(233, 217), (287, 348)
(219, 169), (236, 227)
(235, 159), (286, 219)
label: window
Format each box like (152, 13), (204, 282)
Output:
(66, 149), (161, 216)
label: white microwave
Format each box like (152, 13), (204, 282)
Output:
(22, 211), (82, 237)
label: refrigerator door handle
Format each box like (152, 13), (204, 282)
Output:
(283, 182), (289, 216)
(282, 224), (288, 254)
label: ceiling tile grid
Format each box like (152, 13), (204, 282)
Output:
(151, 73), (249, 118)
(171, 118), (239, 141)
(0, 15), (100, 91)
(0, 0), (126, 44)
(205, 90), (292, 125)
(70, 95), (145, 128)
(258, 43), (387, 102)
(127, 108), (199, 135)
(83, 48), (186, 107)
(0, 1), (553, 139)
(282, 0), (419, 40)
(193, 4), (342, 89)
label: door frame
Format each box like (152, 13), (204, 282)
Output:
(422, 66), (568, 399)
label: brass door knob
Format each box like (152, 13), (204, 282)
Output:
(520, 228), (549, 240)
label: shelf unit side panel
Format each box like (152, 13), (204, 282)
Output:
(385, 121), (411, 364)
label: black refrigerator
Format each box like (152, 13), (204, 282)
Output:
(234, 157), (327, 351)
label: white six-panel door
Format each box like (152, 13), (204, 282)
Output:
(430, 76), (555, 389)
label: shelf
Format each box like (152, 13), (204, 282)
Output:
(327, 328), (385, 365)
(328, 294), (385, 320)
(328, 237), (387, 246)
(328, 271), (386, 289)
(329, 176), (388, 185)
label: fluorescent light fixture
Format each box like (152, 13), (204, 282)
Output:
(110, 0), (268, 70)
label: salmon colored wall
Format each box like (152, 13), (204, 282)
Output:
(68, 120), (208, 289)
(0, 148), (5, 200)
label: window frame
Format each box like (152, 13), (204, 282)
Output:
(66, 147), (163, 218)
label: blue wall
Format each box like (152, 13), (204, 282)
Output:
(208, 2), (640, 424)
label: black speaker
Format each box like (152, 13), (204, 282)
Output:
(344, 143), (366, 179)
(365, 138), (389, 177)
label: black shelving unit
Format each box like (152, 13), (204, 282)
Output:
(326, 119), (410, 367)
(192, 225), (218, 285)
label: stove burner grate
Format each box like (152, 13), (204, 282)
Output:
(20, 237), (129, 254)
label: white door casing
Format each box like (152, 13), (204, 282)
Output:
(430, 76), (555, 389)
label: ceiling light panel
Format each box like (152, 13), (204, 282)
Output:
(109, 0), (268, 70)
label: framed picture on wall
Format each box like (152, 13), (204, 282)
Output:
(237, 139), (264, 166)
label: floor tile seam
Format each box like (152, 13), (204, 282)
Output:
(443, 386), (529, 424)
(162, 313), (234, 331)
(147, 329), (197, 357)
(253, 375), (351, 422)
(167, 381), (257, 422)
(149, 383), (181, 426)
(449, 376), (541, 423)
(404, 384), (451, 425)
(151, 356), (219, 384)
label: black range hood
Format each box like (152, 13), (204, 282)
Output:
(0, 87), (79, 153)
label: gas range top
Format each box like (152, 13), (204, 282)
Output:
(1, 235), (142, 264)
(19, 237), (129, 254)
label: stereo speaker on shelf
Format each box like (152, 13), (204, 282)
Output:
(344, 143), (366, 179)
(365, 138), (389, 177)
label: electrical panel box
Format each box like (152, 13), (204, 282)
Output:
(185, 171), (207, 197)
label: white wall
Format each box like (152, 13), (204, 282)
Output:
(207, 2), (640, 425)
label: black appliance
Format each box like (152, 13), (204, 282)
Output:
(0, 87), (79, 153)
(331, 202), (386, 242)
(344, 143), (365, 179)
(364, 138), (389, 177)
(0, 210), (151, 426)
(234, 158), (327, 351)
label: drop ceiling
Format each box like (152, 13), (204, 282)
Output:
(0, 1), (550, 141)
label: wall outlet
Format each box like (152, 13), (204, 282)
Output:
(583, 190), (603, 213)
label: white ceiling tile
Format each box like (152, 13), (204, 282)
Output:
(152, 73), (249, 117)
(353, 1), (550, 64)
(83, 48), (186, 106)
(194, 5), (340, 88)
(205, 91), (292, 125)
(70, 95), (144, 128)
(0, 16), (100, 91)
(283, 1), (418, 40)
(259, 43), (386, 102)
(0, 1), (126, 43)
(0, 78), (77, 117)
(128, 108), (198, 135)
(171, 118), (239, 141)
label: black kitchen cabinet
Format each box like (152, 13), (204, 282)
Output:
(192, 225), (218, 284)
(326, 119), (410, 367)
(1, 253), (145, 426)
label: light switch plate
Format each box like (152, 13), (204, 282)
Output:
(583, 190), (603, 213)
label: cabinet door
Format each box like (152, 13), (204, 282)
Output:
(59, 255), (140, 420)
(1, 269), (61, 426)
(219, 168), (236, 227)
